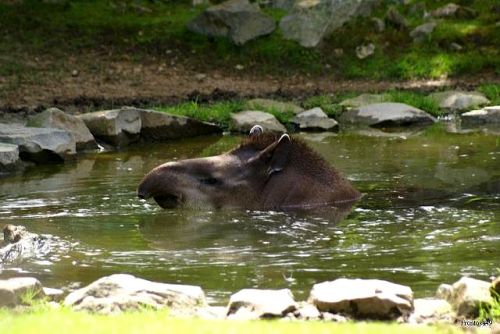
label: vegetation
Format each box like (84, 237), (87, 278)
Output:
(0, 306), (461, 334)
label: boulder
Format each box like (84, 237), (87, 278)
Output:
(0, 124), (75, 163)
(78, 108), (141, 147)
(279, 0), (377, 48)
(245, 98), (304, 114)
(410, 22), (437, 43)
(308, 278), (414, 320)
(0, 143), (21, 172)
(450, 276), (493, 318)
(429, 91), (490, 112)
(338, 102), (437, 127)
(435, 283), (453, 301)
(0, 277), (45, 307)
(461, 107), (500, 124)
(187, 0), (276, 45)
(291, 107), (338, 131)
(227, 288), (297, 319)
(230, 111), (287, 133)
(431, 3), (476, 19)
(340, 94), (385, 108)
(64, 274), (207, 314)
(0, 225), (52, 263)
(408, 298), (455, 324)
(27, 108), (97, 151)
(139, 109), (222, 141)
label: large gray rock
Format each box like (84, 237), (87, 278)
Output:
(291, 107), (338, 131)
(0, 124), (75, 163)
(64, 274), (207, 314)
(339, 102), (436, 127)
(139, 109), (222, 141)
(0, 225), (52, 263)
(0, 277), (45, 307)
(408, 298), (455, 325)
(410, 22), (437, 43)
(245, 98), (304, 114)
(27, 108), (97, 151)
(187, 0), (276, 45)
(227, 288), (297, 319)
(280, 0), (377, 48)
(461, 106), (500, 124)
(0, 143), (21, 172)
(308, 278), (414, 320)
(230, 111), (287, 133)
(449, 277), (493, 318)
(78, 108), (141, 147)
(429, 91), (490, 112)
(340, 93), (384, 108)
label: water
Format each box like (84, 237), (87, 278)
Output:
(0, 126), (498, 304)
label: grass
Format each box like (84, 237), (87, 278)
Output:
(0, 306), (461, 334)
(478, 83), (500, 105)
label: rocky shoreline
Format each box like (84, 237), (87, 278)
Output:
(0, 90), (498, 175)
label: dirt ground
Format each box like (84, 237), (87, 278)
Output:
(1, 57), (498, 114)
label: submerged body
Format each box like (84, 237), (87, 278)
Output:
(138, 127), (361, 210)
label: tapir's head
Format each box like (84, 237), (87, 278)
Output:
(138, 125), (360, 210)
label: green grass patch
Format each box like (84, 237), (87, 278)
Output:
(0, 306), (461, 334)
(382, 91), (443, 117)
(478, 84), (500, 105)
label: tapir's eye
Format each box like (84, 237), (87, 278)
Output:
(199, 177), (220, 186)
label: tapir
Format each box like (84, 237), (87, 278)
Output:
(138, 125), (361, 210)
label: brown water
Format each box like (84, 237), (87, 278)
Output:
(0, 125), (498, 304)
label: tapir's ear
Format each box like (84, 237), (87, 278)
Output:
(254, 134), (291, 175)
(249, 125), (263, 137)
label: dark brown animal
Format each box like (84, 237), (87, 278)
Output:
(138, 126), (361, 210)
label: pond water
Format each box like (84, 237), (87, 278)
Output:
(0, 125), (498, 304)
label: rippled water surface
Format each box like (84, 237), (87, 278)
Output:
(0, 126), (498, 303)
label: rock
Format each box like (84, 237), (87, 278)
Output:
(450, 276), (493, 318)
(291, 107), (338, 131)
(245, 98), (304, 115)
(294, 301), (321, 320)
(139, 109), (222, 141)
(308, 278), (414, 320)
(435, 283), (453, 301)
(187, 0), (276, 45)
(230, 111), (287, 133)
(429, 91), (490, 112)
(355, 43), (375, 59)
(340, 93), (385, 108)
(408, 298), (455, 324)
(450, 42), (463, 51)
(0, 124), (76, 163)
(64, 274), (207, 314)
(0, 277), (45, 307)
(279, 0), (376, 48)
(27, 108), (97, 151)
(0, 143), (21, 172)
(410, 22), (437, 43)
(43, 287), (65, 302)
(431, 3), (476, 19)
(371, 17), (385, 32)
(385, 6), (408, 29)
(338, 102), (437, 127)
(227, 288), (297, 319)
(0, 225), (52, 263)
(78, 108), (141, 147)
(461, 107), (500, 124)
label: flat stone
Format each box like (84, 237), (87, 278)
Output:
(308, 278), (414, 320)
(64, 274), (207, 314)
(429, 91), (490, 111)
(0, 124), (76, 163)
(0, 142), (20, 171)
(339, 102), (436, 127)
(230, 111), (286, 133)
(27, 108), (97, 151)
(187, 0), (275, 45)
(139, 109), (221, 141)
(450, 276), (493, 318)
(291, 107), (338, 131)
(461, 108), (500, 124)
(0, 277), (45, 307)
(340, 94), (385, 108)
(227, 288), (297, 319)
(408, 298), (455, 324)
(78, 108), (141, 147)
(245, 99), (304, 114)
